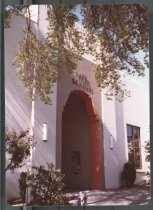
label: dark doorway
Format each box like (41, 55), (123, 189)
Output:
(62, 90), (102, 190)
(62, 92), (91, 189)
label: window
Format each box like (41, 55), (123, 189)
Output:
(126, 124), (142, 169)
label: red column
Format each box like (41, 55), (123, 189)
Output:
(90, 115), (102, 189)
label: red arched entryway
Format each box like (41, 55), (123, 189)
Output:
(63, 90), (102, 189)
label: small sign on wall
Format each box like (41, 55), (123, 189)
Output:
(72, 72), (93, 94)
(71, 151), (81, 175)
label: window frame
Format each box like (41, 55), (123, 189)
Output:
(126, 124), (142, 169)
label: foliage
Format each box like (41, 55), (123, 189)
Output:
(12, 4), (86, 105)
(5, 128), (32, 172)
(145, 140), (151, 185)
(81, 3), (149, 100)
(46, 5), (85, 74)
(24, 163), (68, 205)
(122, 161), (136, 188)
(145, 140), (150, 162)
(5, 3), (149, 102)
(4, 6), (28, 28)
(13, 28), (59, 104)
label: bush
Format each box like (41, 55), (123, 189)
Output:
(19, 163), (68, 205)
(145, 141), (150, 162)
(122, 161), (136, 188)
(145, 141), (151, 185)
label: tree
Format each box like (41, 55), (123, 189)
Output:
(81, 3), (149, 100)
(5, 3), (149, 102)
(5, 128), (32, 172)
(4, 5), (28, 28)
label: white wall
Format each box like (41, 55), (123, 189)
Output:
(5, 13), (57, 200)
(103, 75), (149, 189)
(102, 95), (127, 189)
(123, 76), (150, 183)
(5, 6), (150, 199)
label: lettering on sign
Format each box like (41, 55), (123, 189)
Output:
(72, 73), (93, 94)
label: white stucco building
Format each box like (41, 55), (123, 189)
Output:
(5, 6), (150, 200)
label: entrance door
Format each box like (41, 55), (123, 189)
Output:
(62, 93), (91, 189)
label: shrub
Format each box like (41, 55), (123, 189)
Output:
(122, 161), (136, 188)
(145, 141), (151, 185)
(145, 141), (150, 162)
(19, 163), (68, 205)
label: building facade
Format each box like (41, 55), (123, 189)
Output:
(5, 6), (149, 200)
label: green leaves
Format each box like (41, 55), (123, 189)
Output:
(10, 4), (149, 103)
(12, 4), (87, 104)
(46, 4), (85, 74)
(13, 29), (59, 104)
(81, 4), (148, 100)
(24, 163), (68, 205)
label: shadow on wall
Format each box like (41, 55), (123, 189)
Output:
(6, 172), (21, 201)
(115, 99), (127, 171)
(5, 15), (32, 131)
(102, 96), (129, 189)
(5, 16), (58, 201)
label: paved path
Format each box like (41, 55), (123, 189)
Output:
(67, 187), (151, 206)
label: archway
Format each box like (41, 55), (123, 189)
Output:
(62, 90), (102, 190)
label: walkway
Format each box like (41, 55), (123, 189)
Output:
(67, 186), (151, 206)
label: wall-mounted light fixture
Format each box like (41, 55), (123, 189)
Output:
(109, 135), (113, 149)
(42, 123), (48, 141)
